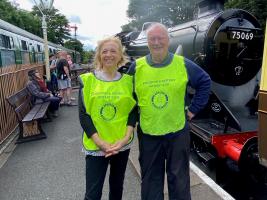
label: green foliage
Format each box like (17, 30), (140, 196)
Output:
(64, 39), (83, 54)
(225, 0), (267, 29)
(31, 6), (70, 45)
(0, 0), (16, 21)
(82, 50), (95, 64)
(0, 0), (71, 45)
(0, 0), (40, 33)
(122, 0), (197, 31)
(123, 0), (267, 32)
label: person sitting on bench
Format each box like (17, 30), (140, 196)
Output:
(27, 69), (62, 117)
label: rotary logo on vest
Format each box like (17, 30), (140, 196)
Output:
(100, 103), (117, 121)
(151, 91), (169, 109)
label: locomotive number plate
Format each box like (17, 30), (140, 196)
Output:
(230, 31), (254, 40)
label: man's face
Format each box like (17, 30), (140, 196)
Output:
(147, 26), (169, 59)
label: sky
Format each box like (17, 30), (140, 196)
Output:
(12, 0), (130, 50)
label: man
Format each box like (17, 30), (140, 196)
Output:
(128, 23), (211, 200)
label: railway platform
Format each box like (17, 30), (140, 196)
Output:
(0, 90), (234, 200)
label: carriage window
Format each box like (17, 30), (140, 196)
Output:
(21, 40), (28, 50)
(37, 44), (41, 52)
(49, 48), (52, 53)
(0, 34), (11, 49)
(10, 37), (14, 48)
(0, 35), (3, 47)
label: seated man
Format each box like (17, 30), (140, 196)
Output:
(26, 69), (62, 117)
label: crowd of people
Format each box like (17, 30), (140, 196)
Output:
(78, 22), (211, 200)
(26, 51), (77, 119)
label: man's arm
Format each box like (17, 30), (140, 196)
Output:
(185, 58), (211, 117)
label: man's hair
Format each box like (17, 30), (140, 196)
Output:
(57, 50), (67, 58)
(146, 23), (169, 38)
(93, 36), (129, 70)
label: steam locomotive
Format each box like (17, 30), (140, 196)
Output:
(119, 0), (266, 183)
(0, 18), (81, 68)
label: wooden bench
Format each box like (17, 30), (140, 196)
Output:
(6, 87), (50, 143)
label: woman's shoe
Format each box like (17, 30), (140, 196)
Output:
(66, 101), (77, 106)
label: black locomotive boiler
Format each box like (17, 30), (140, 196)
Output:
(120, 0), (266, 182)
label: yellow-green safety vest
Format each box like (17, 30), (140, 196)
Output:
(80, 73), (136, 151)
(135, 55), (188, 135)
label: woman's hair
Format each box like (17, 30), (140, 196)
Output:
(93, 36), (128, 70)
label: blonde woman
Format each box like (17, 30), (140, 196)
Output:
(78, 36), (136, 200)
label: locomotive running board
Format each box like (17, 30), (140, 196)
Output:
(189, 91), (241, 141)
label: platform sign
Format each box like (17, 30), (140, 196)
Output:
(259, 21), (267, 168)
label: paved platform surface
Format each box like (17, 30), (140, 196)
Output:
(0, 91), (234, 200)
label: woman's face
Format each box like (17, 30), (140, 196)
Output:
(100, 41), (121, 70)
(67, 55), (71, 61)
(34, 71), (42, 79)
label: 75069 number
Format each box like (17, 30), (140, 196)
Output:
(231, 31), (254, 40)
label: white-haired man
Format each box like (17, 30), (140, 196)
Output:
(128, 23), (211, 200)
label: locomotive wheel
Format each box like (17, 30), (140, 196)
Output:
(239, 137), (267, 184)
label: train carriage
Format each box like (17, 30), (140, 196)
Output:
(0, 18), (80, 68)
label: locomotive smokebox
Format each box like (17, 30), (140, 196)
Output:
(168, 0), (264, 86)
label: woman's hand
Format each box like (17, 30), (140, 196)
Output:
(107, 139), (127, 155)
(105, 126), (134, 157)
(91, 133), (111, 153)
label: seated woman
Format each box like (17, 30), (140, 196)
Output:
(26, 69), (62, 117)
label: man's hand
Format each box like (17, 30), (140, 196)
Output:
(187, 110), (195, 121)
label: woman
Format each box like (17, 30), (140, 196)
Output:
(78, 36), (136, 200)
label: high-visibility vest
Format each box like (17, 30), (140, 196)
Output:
(80, 73), (136, 151)
(135, 55), (188, 135)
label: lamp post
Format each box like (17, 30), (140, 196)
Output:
(33, 0), (54, 81)
(69, 24), (78, 62)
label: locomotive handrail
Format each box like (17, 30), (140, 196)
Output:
(169, 25), (197, 34)
(226, 26), (262, 31)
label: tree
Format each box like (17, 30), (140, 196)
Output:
(225, 0), (267, 29)
(31, 6), (70, 45)
(82, 50), (95, 64)
(122, 0), (196, 31)
(0, 0), (40, 32)
(64, 39), (83, 53)
(0, 0), (70, 45)
(0, 0), (17, 22)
